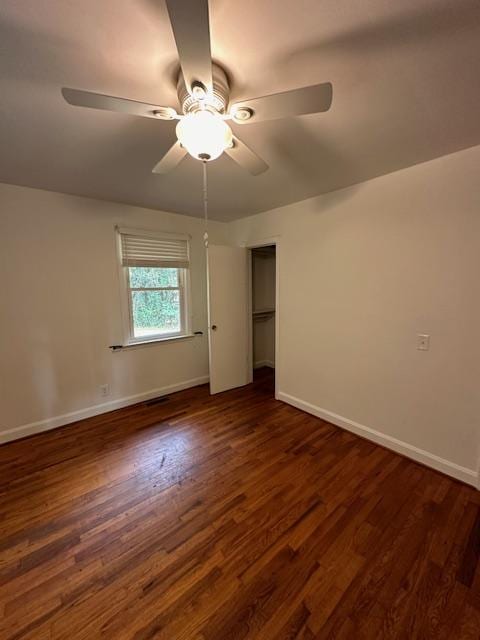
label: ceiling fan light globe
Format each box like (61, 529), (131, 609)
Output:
(153, 107), (178, 120)
(176, 111), (233, 161)
(232, 107), (253, 123)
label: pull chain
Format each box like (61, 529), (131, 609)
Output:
(202, 160), (209, 248)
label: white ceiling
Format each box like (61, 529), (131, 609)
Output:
(0, 0), (479, 221)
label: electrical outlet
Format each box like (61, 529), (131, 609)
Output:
(416, 334), (430, 351)
(100, 384), (110, 397)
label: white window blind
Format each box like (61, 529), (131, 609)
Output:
(118, 228), (190, 269)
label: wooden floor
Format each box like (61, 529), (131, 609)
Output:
(1, 368), (480, 639)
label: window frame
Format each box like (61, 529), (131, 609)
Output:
(116, 230), (192, 346)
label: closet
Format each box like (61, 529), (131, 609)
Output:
(251, 246), (276, 370)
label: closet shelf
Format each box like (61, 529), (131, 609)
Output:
(253, 308), (275, 321)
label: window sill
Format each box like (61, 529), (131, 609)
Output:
(110, 333), (199, 351)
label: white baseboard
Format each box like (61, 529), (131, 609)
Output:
(0, 376), (210, 445)
(277, 391), (478, 488)
(254, 360), (275, 369)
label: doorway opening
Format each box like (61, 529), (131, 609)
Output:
(249, 245), (276, 397)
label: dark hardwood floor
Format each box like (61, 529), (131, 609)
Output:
(1, 368), (480, 639)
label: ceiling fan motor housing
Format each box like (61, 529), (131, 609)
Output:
(177, 63), (230, 115)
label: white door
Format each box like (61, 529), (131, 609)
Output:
(207, 245), (249, 394)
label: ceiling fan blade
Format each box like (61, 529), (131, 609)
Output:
(152, 141), (187, 174)
(225, 136), (268, 176)
(61, 88), (178, 120)
(230, 82), (333, 124)
(165, 0), (212, 95)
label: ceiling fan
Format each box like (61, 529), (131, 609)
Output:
(61, 0), (332, 176)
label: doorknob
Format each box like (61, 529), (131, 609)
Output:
(211, 325), (217, 331)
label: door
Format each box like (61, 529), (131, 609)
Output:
(207, 245), (249, 394)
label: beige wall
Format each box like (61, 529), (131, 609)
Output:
(253, 317), (275, 368)
(230, 145), (480, 483)
(0, 183), (227, 441)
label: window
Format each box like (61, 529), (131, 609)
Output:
(118, 228), (191, 344)
(127, 266), (185, 339)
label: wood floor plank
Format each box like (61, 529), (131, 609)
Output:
(0, 368), (479, 639)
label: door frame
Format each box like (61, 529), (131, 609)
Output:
(245, 236), (280, 399)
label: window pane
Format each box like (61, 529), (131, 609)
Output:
(129, 267), (179, 288)
(131, 290), (181, 337)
